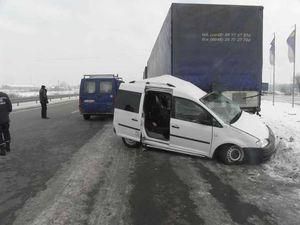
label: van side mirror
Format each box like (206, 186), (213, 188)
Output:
(199, 113), (213, 126)
(199, 113), (222, 127)
(124, 105), (134, 112)
(212, 118), (222, 128)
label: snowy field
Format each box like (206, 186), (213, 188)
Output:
(260, 100), (300, 183)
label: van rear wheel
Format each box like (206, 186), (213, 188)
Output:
(122, 138), (141, 148)
(219, 145), (244, 165)
(83, 114), (91, 120)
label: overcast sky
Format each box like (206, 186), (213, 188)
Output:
(0, 0), (299, 86)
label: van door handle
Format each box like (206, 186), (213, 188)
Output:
(131, 118), (138, 122)
(172, 125), (180, 129)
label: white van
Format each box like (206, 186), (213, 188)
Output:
(113, 75), (275, 164)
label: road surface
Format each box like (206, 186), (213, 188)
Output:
(0, 101), (299, 225)
(0, 101), (108, 225)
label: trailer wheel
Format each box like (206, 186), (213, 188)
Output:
(122, 138), (141, 148)
(218, 145), (244, 165)
(83, 114), (91, 120)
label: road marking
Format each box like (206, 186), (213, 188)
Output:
(71, 110), (79, 114)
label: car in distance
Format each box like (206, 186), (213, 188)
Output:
(79, 74), (123, 120)
(113, 75), (275, 165)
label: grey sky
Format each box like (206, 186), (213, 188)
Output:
(0, 0), (299, 86)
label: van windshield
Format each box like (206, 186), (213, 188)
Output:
(201, 92), (242, 124)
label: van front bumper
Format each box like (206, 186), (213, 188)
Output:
(243, 127), (276, 164)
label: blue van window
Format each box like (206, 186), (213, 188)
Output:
(84, 81), (96, 94)
(100, 81), (112, 93)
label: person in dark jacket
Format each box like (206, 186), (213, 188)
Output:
(39, 85), (49, 119)
(0, 92), (12, 156)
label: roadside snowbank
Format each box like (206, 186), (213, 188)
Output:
(4, 90), (79, 98)
(260, 100), (300, 182)
(12, 96), (78, 111)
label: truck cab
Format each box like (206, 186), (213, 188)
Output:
(79, 74), (123, 120)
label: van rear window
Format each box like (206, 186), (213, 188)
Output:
(100, 81), (112, 93)
(115, 90), (141, 113)
(84, 81), (96, 94)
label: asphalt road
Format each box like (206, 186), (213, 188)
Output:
(0, 101), (299, 225)
(0, 101), (109, 225)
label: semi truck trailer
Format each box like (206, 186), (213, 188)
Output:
(144, 3), (263, 113)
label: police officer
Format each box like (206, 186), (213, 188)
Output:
(0, 91), (12, 156)
(39, 85), (49, 119)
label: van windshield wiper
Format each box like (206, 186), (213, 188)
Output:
(230, 111), (242, 124)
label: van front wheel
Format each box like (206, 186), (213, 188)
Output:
(219, 145), (244, 165)
(122, 138), (141, 148)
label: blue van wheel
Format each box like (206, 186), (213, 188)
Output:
(83, 114), (91, 120)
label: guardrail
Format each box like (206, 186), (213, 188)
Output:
(11, 94), (79, 106)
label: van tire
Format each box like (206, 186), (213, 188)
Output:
(122, 138), (141, 148)
(218, 145), (244, 165)
(83, 114), (91, 120)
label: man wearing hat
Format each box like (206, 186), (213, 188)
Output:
(39, 85), (49, 119)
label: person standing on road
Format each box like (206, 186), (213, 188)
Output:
(39, 85), (49, 119)
(0, 91), (12, 156)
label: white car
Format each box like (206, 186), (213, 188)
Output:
(113, 75), (275, 165)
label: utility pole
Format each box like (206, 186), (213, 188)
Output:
(272, 33), (276, 106)
(292, 24), (296, 108)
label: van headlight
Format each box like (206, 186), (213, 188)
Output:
(256, 139), (269, 148)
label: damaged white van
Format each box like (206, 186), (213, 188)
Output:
(113, 75), (275, 164)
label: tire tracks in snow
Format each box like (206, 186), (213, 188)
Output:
(169, 156), (277, 225)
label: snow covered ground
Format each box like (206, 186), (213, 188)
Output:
(260, 100), (300, 183)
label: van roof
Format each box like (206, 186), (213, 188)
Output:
(82, 74), (122, 80)
(121, 75), (207, 101)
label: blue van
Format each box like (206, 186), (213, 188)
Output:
(79, 74), (123, 120)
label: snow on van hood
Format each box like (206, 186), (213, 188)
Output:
(231, 111), (269, 141)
